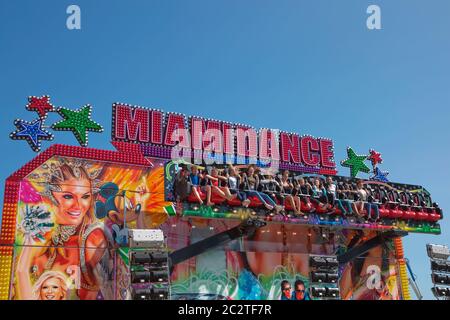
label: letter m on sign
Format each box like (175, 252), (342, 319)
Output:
(113, 104), (150, 142)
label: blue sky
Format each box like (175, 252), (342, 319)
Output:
(1, 0), (449, 299)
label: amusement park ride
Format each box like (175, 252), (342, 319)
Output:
(0, 96), (446, 300)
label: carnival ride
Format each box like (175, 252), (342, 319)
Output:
(0, 98), (445, 300)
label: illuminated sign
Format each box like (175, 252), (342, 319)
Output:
(111, 103), (337, 175)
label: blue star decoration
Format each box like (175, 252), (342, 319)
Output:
(10, 119), (54, 152)
(370, 167), (390, 182)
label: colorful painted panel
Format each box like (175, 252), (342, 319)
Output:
(162, 218), (401, 300)
(10, 156), (172, 300)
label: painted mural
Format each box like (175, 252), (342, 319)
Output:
(161, 218), (401, 300)
(11, 156), (171, 300)
(8, 155), (401, 300)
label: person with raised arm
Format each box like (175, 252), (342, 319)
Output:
(343, 180), (380, 221)
(204, 166), (235, 202)
(189, 165), (214, 206)
(226, 165), (251, 207)
(242, 165), (283, 214)
(311, 178), (332, 212)
(296, 177), (314, 212)
(277, 170), (302, 216)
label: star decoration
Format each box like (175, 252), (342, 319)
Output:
(340, 147), (370, 178)
(370, 167), (390, 182)
(368, 149), (383, 167)
(10, 119), (54, 152)
(51, 105), (103, 147)
(26, 95), (55, 119)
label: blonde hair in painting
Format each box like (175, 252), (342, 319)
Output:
(32, 271), (69, 300)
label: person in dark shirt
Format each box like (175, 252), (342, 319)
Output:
(189, 165), (213, 206)
(173, 166), (191, 201)
(243, 165), (282, 214)
(227, 165), (250, 207)
(296, 177), (314, 212)
(278, 170), (302, 216)
(312, 178), (332, 212)
(335, 182), (354, 216)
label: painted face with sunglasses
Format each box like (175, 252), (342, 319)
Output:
(292, 280), (310, 300)
(280, 281), (292, 300)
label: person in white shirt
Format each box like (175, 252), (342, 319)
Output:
(353, 180), (380, 221)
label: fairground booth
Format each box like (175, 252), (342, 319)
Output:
(0, 97), (444, 300)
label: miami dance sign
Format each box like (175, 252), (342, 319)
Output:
(111, 103), (337, 175)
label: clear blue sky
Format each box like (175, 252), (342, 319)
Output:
(1, 0), (449, 299)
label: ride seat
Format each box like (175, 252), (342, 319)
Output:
(187, 186), (206, 203)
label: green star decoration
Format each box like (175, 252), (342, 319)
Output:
(340, 147), (371, 178)
(51, 105), (103, 146)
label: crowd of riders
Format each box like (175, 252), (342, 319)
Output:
(173, 164), (442, 223)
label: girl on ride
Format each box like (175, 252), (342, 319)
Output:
(278, 170), (302, 216)
(242, 165), (282, 214)
(295, 177), (314, 212)
(334, 181), (354, 216)
(204, 166), (235, 202)
(311, 178), (332, 212)
(259, 171), (289, 216)
(227, 165), (251, 207)
(189, 165), (214, 206)
(325, 176), (352, 216)
(352, 180), (380, 221)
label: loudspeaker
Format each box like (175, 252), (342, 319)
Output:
(325, 257), (339, 269)
(326, 273), (339, 283)
(311, 272), (327, 283)
(326, 287), (340, 298)
(432, 286), (450, 297)
(310, 256), (327, 268)
(311, 286), (326, 298)
(432, 273), (448, 285)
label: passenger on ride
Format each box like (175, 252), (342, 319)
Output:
(311, 178), (332, 212)
(242, 165), (282, 214)
(189, 165), (214, 206)
(173, 166), (192, 201)
(341, 182), (361, 215)
(296, 177), (314, 212)
(278, 170), (302, 216)
(260, 171), (291, 216)
(326, 176), (352, 216)
(260, 172), (282, 201)
(227, 165), (251, 207)
(335, 182), (354, 216)
(353, 180), (380, 222)
(204, 167), (235, 201)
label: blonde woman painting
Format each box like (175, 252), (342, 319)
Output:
(16, 159), (109, 300)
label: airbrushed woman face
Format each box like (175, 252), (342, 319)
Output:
(52, 176), (92, 226)
(40, 277), (65, 300)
